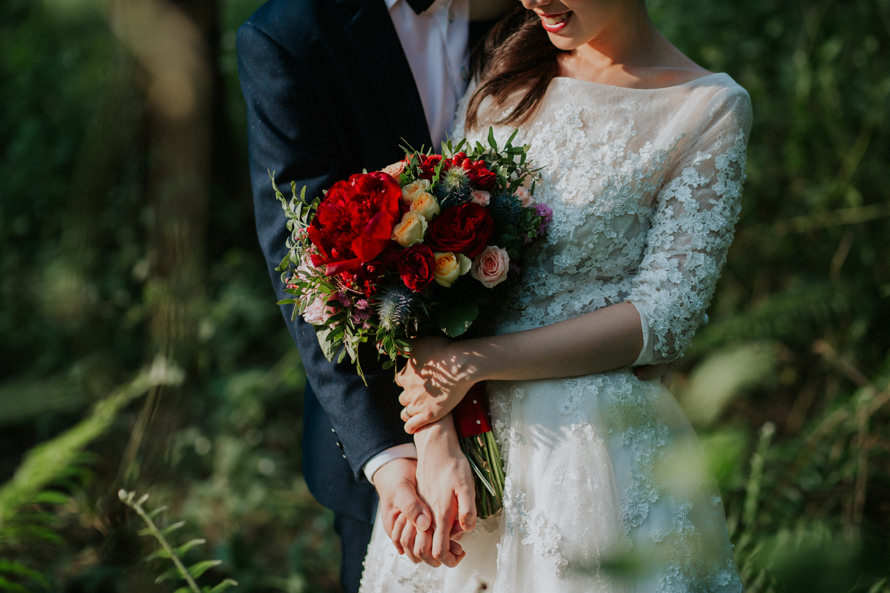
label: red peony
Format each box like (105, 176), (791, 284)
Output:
(306, 172), (402, 276)
(426, 202), (494, 258)
(398, 244), (436, 292)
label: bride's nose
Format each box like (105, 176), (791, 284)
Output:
(521, 0), (552, 9)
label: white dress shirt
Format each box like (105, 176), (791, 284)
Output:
(363, 0), (471, 484)
(385, 0), (470, 146)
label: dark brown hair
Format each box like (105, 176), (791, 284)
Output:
(466, 7), (565, 130)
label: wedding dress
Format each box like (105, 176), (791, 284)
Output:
(360, 72), (752, 593)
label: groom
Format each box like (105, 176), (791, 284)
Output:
(237, 1), (511, 591)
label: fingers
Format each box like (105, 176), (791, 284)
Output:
(399, 522), (420, 563)
(395, 491), (432, 532)
(404, 410), (436, 434)
(449, 539), (466, 563)
(382, 505), (401, 539)
(390, 512), (407, 555)
(455, 481), (477, 533)
(412, 526), (441, 567)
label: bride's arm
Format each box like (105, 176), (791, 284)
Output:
(398, 302), (643, 432)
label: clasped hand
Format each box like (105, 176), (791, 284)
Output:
(396, 337), (476, 434)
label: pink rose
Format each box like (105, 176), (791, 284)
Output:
(471, 245), (510, 289)
(303, 295), (333, 325)
(470, 190), (491, 206)
(514, 186), (534, 207)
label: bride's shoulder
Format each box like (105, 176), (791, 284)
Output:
(695, 74), (752, 126)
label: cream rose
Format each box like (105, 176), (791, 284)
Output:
(401, 179), (431, 204)
(433, 252), (472, 288)
(391, 211), (428, 247)
(410, 191), (441, 221)
(471, 245), (510, 289)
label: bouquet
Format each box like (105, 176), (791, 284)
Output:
(274, 129), (551, 517)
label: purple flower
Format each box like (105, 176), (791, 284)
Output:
(534, 202), (553, 237)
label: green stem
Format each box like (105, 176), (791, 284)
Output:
(120, 491), (201, 593)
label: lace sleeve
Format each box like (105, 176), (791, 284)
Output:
(629, 86), (753, 366)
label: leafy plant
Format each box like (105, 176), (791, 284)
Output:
(118, 490), (237, 593)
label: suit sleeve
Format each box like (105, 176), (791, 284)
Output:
(237, 21), (412, 479)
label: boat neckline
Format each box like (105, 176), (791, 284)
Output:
(552, 71), (728, 91)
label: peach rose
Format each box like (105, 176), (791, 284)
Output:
(514, 186), (534, 207)
(381, 160), (407, 180)
(471, 245), (510, 289)
(401, 179), (431, 204)
(410, 191), (441, 220)
(470, 190), (491, 206)
(391, 211), (428, 247)
(433, 251), (472, 287)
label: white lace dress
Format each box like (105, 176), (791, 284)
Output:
(360, 73), (752, 593)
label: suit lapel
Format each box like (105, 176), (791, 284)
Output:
(337, 0), (433, 150)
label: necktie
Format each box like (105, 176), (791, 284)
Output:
(406, 0), (435, 14)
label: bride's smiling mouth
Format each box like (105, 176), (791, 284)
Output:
(537, 10), (572, 33)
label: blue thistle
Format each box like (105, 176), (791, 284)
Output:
(376, 283), (418, 332)
(434, 166), (472, 208)
(488, 190), (522, 228)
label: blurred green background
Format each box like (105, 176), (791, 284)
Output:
(0, 0), (888, 591)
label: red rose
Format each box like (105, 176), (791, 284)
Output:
(461, 159), (496, 190)
(398, 244), (435, 292)
(426, 202), (494, 258)
(416, 154), (443, 181)
(307, 172), (402, 276)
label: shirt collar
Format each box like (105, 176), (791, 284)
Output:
(385, 0), (449, 12)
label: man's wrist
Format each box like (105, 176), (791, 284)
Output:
(363, 443), (418, 485)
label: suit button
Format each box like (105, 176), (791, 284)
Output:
(341, 454), (347, 459)
(331, 427), (336, 433)
(335, 441), (344, 449)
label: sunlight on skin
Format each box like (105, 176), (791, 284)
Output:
(398, 302), (645, 434)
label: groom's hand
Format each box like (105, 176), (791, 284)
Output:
(372, 458), (432, 549)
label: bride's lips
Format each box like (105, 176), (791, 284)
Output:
(537, 10), (572, 33)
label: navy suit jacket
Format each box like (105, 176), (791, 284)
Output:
(237, 0), (437, 523)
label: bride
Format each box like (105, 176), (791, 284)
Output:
(361, 0), (751, 591)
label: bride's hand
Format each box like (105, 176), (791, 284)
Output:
(397, 337), (476, 434)
(414, 415), (476, 567)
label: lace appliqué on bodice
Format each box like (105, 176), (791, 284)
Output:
(451, 74), (753, 366)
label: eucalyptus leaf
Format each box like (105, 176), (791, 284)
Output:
(437, 302), (479, 337)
